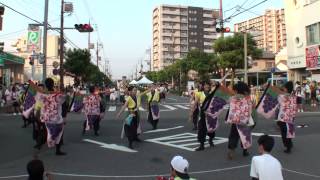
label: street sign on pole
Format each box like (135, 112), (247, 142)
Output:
(27, 25), (41, 52)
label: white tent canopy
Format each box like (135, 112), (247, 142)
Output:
(129, 80), (138, 85)
(137, 76), (153, 84)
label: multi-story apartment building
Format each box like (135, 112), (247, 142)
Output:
(152, 5), (219, 71)
(234, 9), (286, 54)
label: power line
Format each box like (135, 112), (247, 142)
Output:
(227, 0), (251, 19)
(223, 0), (268, 22)
(0, 29), (26, 38)
(0, 1), (80, 49)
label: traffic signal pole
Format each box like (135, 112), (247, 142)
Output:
(219, 0), (224, 38)
(42, 0), (49, 82)
(59, 0), (64, 90)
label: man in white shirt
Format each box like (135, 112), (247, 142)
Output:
(250, 135), (283, 180)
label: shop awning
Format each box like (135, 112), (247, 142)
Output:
(0, 52), (25, 66)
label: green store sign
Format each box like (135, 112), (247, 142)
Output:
(0, 52), (25, 66)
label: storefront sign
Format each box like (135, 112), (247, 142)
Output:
(288, 55), (305, 69)
(27, 24), (41, 52)
(0, 52), (24, 65)
(306, 45), (320, 69)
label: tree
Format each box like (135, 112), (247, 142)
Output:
(213, 33), (262, 83)
(64, 48), (111, 85)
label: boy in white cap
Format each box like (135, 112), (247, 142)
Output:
(157, 155), (195, 180)
(170, 155), (195, 180)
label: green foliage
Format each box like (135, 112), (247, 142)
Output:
(145, 33), (262, 89)
(213, 33), (262, 70)
(64, 48), (111, 85)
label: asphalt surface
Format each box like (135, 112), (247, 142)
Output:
(0, 94), (320, 180)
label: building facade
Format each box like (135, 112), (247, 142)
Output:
(284, 0), (320, 82)
(152, 5), (219, 71)
(234, 9), (286, 54)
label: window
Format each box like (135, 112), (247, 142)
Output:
(306, 23), (320, 45)
(266, 62), (274, 68)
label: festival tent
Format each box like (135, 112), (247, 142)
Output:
(129, 80), (138, 85)
(137, 76), (153, 84)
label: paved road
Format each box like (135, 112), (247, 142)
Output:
(0, 95), (320, 180)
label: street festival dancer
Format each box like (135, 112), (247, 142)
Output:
(189, 84), (202, 131)
(82, 86), (102, 136)
(117, 86), (141, 149)
(226, 82), (254, 159)
(33, 84), (47, 150)
(195, 71), (232, 151)
(257, 81), (297, 154)
(195, 81), (215, 151)
(39, 78), (67, 155)
(146, 85), (160, 130)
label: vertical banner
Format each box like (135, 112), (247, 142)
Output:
(306, 45), (320, 69)
(27, 24), (41, 52)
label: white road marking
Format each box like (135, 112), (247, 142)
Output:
(252, 132), (281, 138)
(3, 165), (319, 178)
(167, 98), (177, 101)
(144, 126), (184, 134)
(145, 133), (228, 151)
(108, 106), (116, 112)
(0, 164), (251, 178)
(161, 104), (177, 110)
(174, 105), (189, 110)
(83, 139), (137, 153)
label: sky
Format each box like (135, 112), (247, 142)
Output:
(0, 0), (284, 79)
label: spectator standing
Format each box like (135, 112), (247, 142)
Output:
(303, 81), (311, 105)
(310, 81), (317, 107)
(250, 135), (283, 180)
(27, 159), (52, 180)
(157, 155), (196, 180)
(295, 81), (304, 112)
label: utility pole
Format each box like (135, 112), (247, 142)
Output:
(244, 32), (248, 84)
(88, 20), (91, 50)
(42, 0), (49, 82)
(96, 41), (99, 67)
(59, 0), (64, 90)
(219, 0), (224, 38)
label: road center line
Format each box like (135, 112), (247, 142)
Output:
(161, 104), (177, 110)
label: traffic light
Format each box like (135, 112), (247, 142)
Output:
(74, 24), (93, 32)
(29, 56), (34, 65)
(0, 6), (4, 31)
(216, 27), (231, 33)
(0, 42), (4, 53)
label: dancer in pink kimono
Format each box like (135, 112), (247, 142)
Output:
(276, 81), (297, 153)
(82, 86), (102, 136)
(39, 78), (66, 155)
(226, 82), (254, 160)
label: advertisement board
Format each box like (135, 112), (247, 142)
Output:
(306, 45), (320, 69)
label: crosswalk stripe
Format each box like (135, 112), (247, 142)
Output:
(164, 138), (197, 144)
(161, 104), (177, 110)
(174, 105), (189, 110)
(146, 133), (228, 151)
(106, 104), (189, 112)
